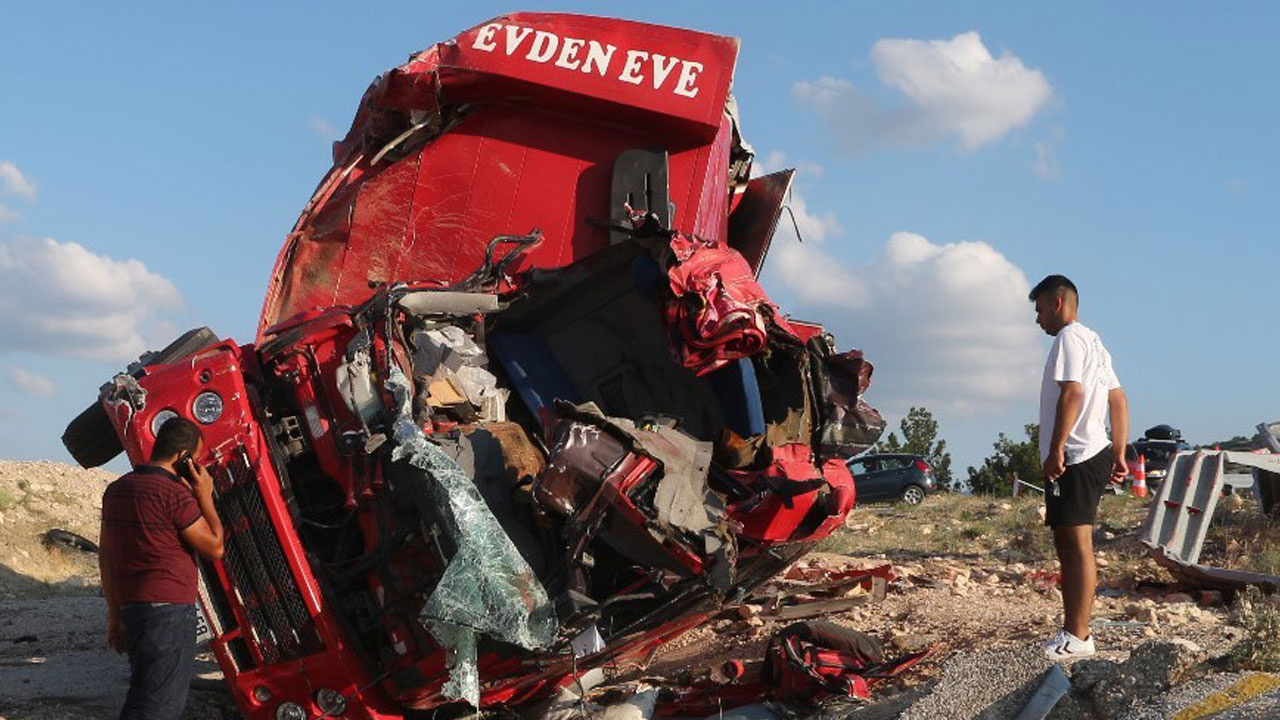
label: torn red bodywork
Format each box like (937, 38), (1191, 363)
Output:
(66, 12), (887, 720)
(655, 621), (934, 715)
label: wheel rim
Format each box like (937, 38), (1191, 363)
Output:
(903, 487), (924, 504)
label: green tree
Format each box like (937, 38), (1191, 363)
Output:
(874, 406), (955, 490)
(967, 423), (1043, 496)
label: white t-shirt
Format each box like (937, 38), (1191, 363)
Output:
(1039, 321), (1121, 465)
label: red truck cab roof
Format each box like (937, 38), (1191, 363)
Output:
(259, 13), (744, 336)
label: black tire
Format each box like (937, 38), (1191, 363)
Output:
(62, 402), (124, 469)
(136, 327), (221, 369)
(40, 528), (99, 554)
(61, 327), (221, 468)
(901, 484), (926, 505)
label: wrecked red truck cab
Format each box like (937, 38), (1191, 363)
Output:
(64, 13), (885, 719)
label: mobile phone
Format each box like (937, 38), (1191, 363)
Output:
(176, 451), (194, 480)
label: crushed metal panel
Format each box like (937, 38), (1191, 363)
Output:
(1252, 422), (1280, 512)
(727, 169), (795, 276)
(1149, 546), (1280, 593)
(1141, 449), (1280, 592)
(1139, 451), (1225, 564)
(1257, 421), (1280, 454)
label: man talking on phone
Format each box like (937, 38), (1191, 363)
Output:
(99, 416), (224, 720)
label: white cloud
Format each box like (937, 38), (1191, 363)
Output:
(795, 32), (1053, 151)
(1034, 126), (1064, 179)
(7, 367), (56, 396)
(308, 114), (338, 143)
(752, 151), (866, 308)
(0, 204), (18, 223)
(0, 237), (183, 361)
(767, 230), (1042, 415)
(757, 150), (824, 180)
(0, 162), (37, 202)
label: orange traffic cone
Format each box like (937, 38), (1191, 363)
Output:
(1131, 453), (1148, 498)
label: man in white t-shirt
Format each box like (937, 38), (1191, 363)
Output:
(1030, 274), (1129, 661)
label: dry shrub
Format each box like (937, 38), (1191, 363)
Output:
(1229, 586), (1280, 672)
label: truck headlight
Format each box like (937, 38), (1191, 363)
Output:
(315, 688), (347, 715)
(252, 686), (273, 703)
(275, 702), (308, 720)
(192, 391), (223, 424)
(150, 409), (179, 437)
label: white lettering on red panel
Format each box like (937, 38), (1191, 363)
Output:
(471, 22), (703, 98)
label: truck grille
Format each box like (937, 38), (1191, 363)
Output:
(215, 449), (322, 664)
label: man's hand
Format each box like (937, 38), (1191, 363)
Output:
(181, 458), (215, 499)
(107, 613), (125, 653)
(1111, 452), (1129, 483)
(1044, 447), (1066, 481)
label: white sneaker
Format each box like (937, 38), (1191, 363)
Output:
(1043, 628), (1095, 660)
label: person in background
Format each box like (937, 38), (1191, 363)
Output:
(1030, 274), (1128, 661)
(100, 417), (224, 719)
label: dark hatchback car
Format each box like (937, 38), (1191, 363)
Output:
(846, 454), (937, 505)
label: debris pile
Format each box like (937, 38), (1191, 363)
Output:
(56, 13), (894, 718)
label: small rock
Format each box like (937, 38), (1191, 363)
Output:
(1125, 603), (1159, 624)
(1164, 592), (1194, 604)
(890, 632), (936, 653)
(1087, 638), (1206, 716)
(1102, 530), (1116, 540)
(1070, 658), (1122, 691)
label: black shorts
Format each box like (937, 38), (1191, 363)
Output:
(1045, 448), (1112, 527)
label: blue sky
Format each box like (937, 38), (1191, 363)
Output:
(2, 2), (1276, 477)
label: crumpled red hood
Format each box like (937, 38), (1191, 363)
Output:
(258, 13), (741, 339)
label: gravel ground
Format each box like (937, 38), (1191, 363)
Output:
(897, 645), (1058, 720)
(1, 458), (1274, 719)
(1209, 690), (1280, 720)
(0, 596), (233, 720)
(1124, 671), (1253, 720)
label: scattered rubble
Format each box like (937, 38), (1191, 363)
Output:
(1074, 639), (1207, 718)
(4, 458), (1279, 718)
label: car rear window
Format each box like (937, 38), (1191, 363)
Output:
(878, 457), (909, 471)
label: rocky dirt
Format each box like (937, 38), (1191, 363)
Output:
(0, 459), (1275, 719)
(0, 461), (234, 720)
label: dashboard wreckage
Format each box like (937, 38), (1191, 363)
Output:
(63, 13), (892, 720)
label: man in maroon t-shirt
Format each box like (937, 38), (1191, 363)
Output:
(100, 417), (224, 720)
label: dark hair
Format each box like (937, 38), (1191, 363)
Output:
(152, 417), (202, 461)
(1028, 274), (1078, 303)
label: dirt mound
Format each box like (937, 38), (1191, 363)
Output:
(0, 460), (115, 599)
